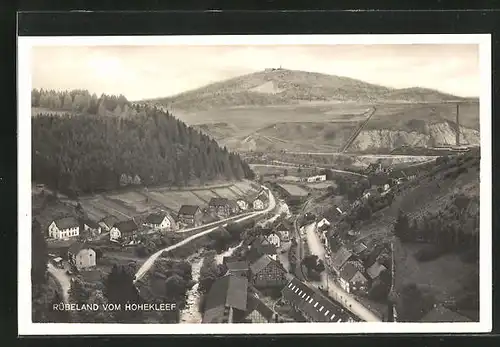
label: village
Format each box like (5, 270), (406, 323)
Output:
(33, 155), (445, 325)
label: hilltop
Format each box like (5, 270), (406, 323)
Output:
(31, 89), (254, 196)
(145, 69), (469, 112)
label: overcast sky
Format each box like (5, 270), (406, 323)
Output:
(31, 44), (479, 100)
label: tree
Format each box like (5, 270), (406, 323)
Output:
(284, 169), (288, 176)
(62, 93), (73, 110)
(394, 210), (411, 242)
(165, 274), (187, 300)
(103, 265), (141, 322)
(32, 219), (48, 286)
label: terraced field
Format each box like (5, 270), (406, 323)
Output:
(211, 187), (240, 200)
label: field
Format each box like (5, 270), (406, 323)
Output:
(75, 180), (261, 222)
(305, 181), (333, 190)
(277, 183), (309, 197)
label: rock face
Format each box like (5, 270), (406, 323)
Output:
(350, 122), (480, 151)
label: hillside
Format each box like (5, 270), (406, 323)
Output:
(31, 89), (254, 196)
(141, 69), (478, 154)
(146, 69), (467, 112)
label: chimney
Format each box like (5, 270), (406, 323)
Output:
(455, 104), (460, 146)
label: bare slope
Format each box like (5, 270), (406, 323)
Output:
(146, 69), (468, 112)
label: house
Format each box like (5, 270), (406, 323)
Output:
(202, 275), (249, 323)
(316, 218), (331, 231)
(98, 215), (119, 232)
(249, 255), (288, 289)
(281, 277), (348, 322)
(338, 261), (368, 293)
(366, 261), (388, 281)
(177, 205), (203, 227)
(330, 247), (354, 275)
(306, 174), (327, 183)
(420, 305), (472, 322)
(247, 237), (278, 263)
(274, 221), (292, 242)
(324, 230), (341, 252)
(335, 207), (344, 215)
(251, 191), (269, 210)
(68, 242), (96, 270)
(48, 216), (80, 239)
(226, 261), (250, 278)
(352, 242), (368, 257)
(51, 257), (64, 269)
(236, 198), (249, 211)
(110, 219), (138, 242)
(244, 291), (275, 323)
(83, 219), (102, 236)
(209, 198), (239, 218)
(266, 232), (281, 248)
(143, 212), (176, 230)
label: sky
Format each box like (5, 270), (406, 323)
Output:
(31, 44), (480, 100)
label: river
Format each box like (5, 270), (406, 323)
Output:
(179, 242), (244, 323)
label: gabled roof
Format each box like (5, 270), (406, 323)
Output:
(366, 262), (387, 280)
(113, 219), (138, 234)
(145, 212), (171, 225)
(250, 255), (285, 274)
(352, 242), (368, 255)
(99, 215), (119, 228)
(83, 219), (100, 229)
(340, 262), (359, 282)
(227, 261), (250, 272)
(209, 197), (229, 206)
(245, 292), (274, 321)
(420, 305), (472, 322)
(331, 247), (353, 271)
(68, 242), (93, 255)
(281, 277), (347, 322)
(178, 205), (200, 216)
(203, 275), (248, 313)
(53, 216), (79, 230)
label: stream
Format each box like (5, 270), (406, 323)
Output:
(179, 242), (244, 323)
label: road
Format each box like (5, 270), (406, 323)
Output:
(47, 262), (71, 303)
(134, 187), (276, 283)
(249, 163), (367, 178)
(303, 222), (381, 322)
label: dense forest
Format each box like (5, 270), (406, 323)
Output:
(32, 89), (255, 195)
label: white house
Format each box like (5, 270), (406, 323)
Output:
(267, 233), (281, 248)
(252, 191), (269, 211)
(83, 219), (102, 235)
(338, 262), (368, 294)
(306, 174), (327, 183)
(48, 216), (80, 239)
(99, 215), (119, 232)
(110, 219), (138, 242)
(68, 242), (96, 271)
(143, 212), (176, 230)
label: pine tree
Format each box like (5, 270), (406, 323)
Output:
(62, 93), (73, 110)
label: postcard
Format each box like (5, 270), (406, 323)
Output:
(18, 34), (492, 335)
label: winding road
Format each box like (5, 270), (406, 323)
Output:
(133, 187), (276, 283)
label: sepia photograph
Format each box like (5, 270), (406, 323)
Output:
(18, 34), (491, 335)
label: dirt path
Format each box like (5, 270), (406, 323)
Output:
(47, 263), (71, 303)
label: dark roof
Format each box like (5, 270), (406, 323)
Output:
(227, 261), (250, 272)
(99, 215), (119, 228)
(113, 219), (138, 234)
(328, 237), (342, 253)
(178, 205), (200, 216)
(352, 243), (368, 255)
(203, 275), (248, 317)
(53, 216), (79, 230)
(83, 219), (100, 229)
(275, 220), (293, 231)
(366, 262), (387, 280)
(331, 247), (353, 271)
(209, 197), (229, 206)
(248, 239), (277, 262)
(250, 255), (285, 274)
(145, 212), (170, 225)
(281, 277), (346, 322)
(245, 292), (274, 321)
(68, 242), (93, 255)
(340, 262), (362, 282)
(420, 306), (472, 322)
(223, 255), (241, 265)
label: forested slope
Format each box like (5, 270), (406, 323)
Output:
(32, 89), (254, 196)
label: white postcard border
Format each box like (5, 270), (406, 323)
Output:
(18, 34), (492, 335)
